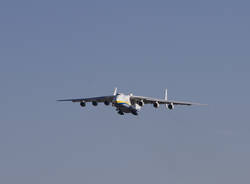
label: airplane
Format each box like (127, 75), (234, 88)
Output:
(57, 88), (205, 116)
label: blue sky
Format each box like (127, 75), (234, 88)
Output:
(0, 0), (250, 183)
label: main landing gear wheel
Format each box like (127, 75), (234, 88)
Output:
(118, 111), (124, 115)
(132, 111), (138, 116)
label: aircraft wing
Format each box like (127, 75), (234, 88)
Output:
(57, 95), (115, 103)
(130, 96), (205, 106)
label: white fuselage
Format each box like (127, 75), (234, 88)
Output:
(113, 93), (141, 114)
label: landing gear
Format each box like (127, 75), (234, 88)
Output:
(118, 111), (124, 115)
(131, 111), (138, 116)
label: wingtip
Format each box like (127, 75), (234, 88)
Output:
(57, 99), (66, 102)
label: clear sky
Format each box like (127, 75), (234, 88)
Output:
(0, 0), (250, 183)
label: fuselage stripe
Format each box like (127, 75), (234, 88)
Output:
(116, 101), (130, 105)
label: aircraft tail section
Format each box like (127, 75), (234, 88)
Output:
(113, 87), (118, 95)
(165, 89), (168, 109)
(165, 89), (168, 100)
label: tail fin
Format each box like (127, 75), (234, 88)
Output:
(165, 89), (168, 108)
(165, 89), (168, 100)
(113, 87), (118, 95)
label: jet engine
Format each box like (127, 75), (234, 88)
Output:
(80, 101), (86, 107)
(153, 102), (160, 108)
(138, 100), (144, 107)
(92, 101), (98, 106)
(168, 103), (174, 110)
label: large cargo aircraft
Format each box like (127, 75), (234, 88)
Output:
(57, 88), (205, 115)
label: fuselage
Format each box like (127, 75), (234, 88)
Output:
(113, 93), (141, 115)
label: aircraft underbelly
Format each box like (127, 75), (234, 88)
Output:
(115, 103), (133, 113)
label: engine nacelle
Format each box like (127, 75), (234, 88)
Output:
(92, 101), (98, 106)
(138, 100), (144, 107)
(168, 103), (174, 110)
(80, 101), (86, 107)
(153, 102), (160, 108)
(104, 101), (110, 106)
